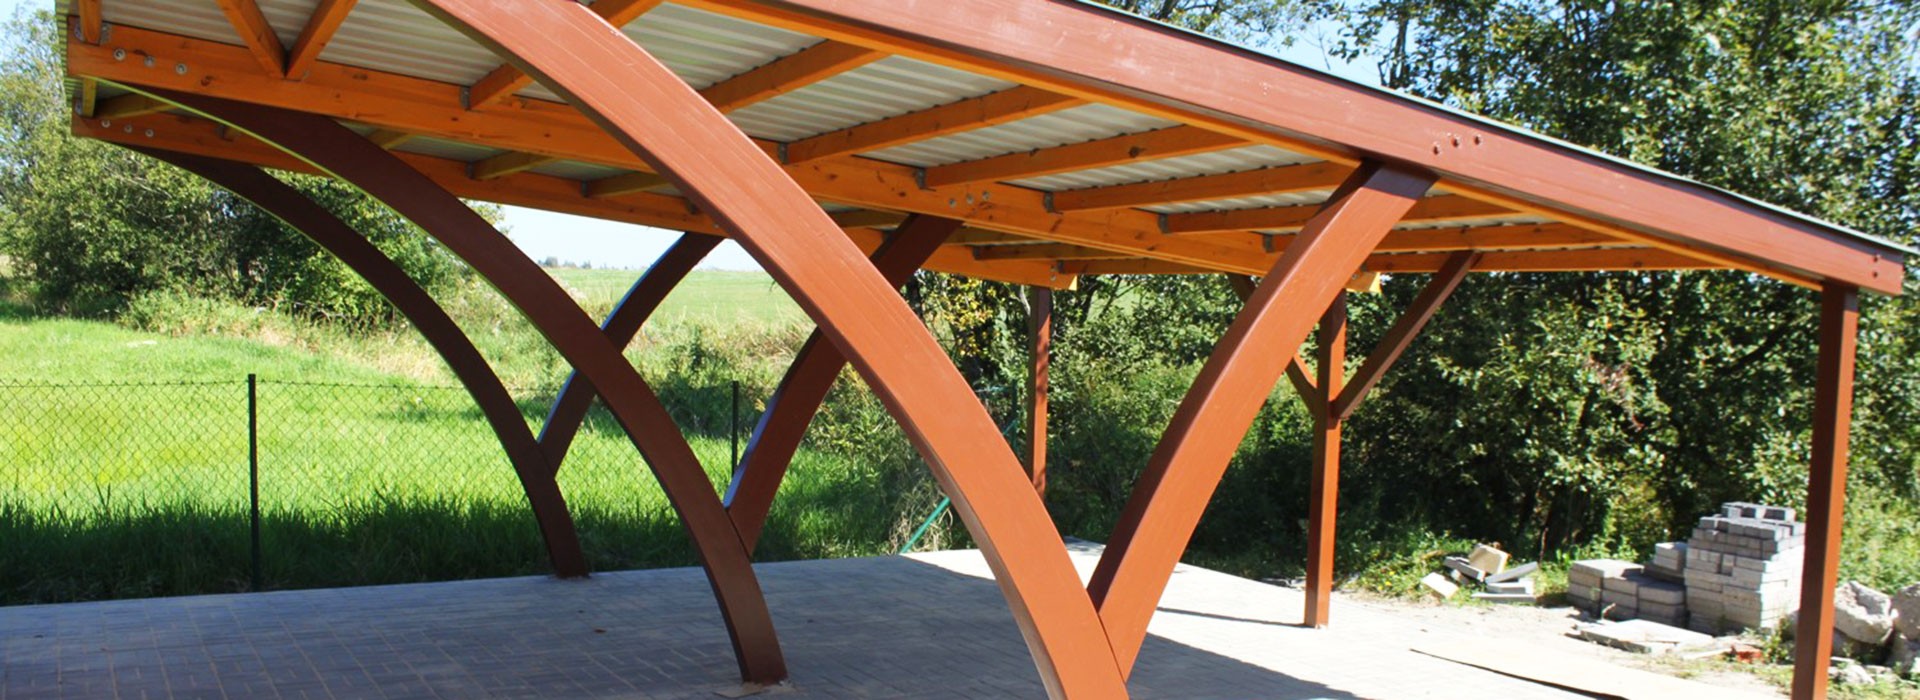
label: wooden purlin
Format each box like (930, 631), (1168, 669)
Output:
(75, 112), (1069, 288)
(67, 26), (1269, 274)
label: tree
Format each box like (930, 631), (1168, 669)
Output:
(0, 11), (471, 325)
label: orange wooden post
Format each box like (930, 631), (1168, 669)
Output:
(1028, 286), (1052, 496)
(1792, 284), (1859, 700)
(1304, 294), (1346, 628)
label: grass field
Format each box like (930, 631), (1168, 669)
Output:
(0, 272), (951, 604)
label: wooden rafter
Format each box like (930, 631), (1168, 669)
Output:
(1374, 223), (1621, 252)
(785, 86), (1083, 163)
(213, 0), (287, 77)
(83, 111), (1070, 289)
(1165, 195), (1514, 235)
(948, 230), (1032, 245)
(701, 40), (884, 113)
(285, 0), (358, 80)
(828, 209), (907, 228)
(365, 129), (415, 149)
(585, 171), (672, 198)
(1361, 248), (1717, 273)
(77, 79), (99, 116)
(974, 243), (1135, 261)
(467, 0), (667, 109)
(74, 1), (103, 43)
(1049, 161), (1352, 213)
(470, 150), (555, 181)
(70, 28), (1271, 273)
(922, 125), (1244, 188)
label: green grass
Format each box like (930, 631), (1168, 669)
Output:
(548, 267), (808, 326)
(0, 284), (952, 605)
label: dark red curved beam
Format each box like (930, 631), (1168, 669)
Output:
(139, 89), (787, 683)
(1087, 162), (1436, 675)
(137, 147), (589, 580)
(538, 233), (723, 473)
(398, 3), (1128, 695)
(724, 214), (959, 549)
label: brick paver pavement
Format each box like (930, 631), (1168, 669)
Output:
(0, 542), (1627, 698)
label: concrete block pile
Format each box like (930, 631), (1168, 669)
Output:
(1683, 502), (1805, 635)
(1567, 559), (1687, 626)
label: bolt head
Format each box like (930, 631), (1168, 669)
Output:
(174, 63), (187, 75)
(112, 48), (126, 61)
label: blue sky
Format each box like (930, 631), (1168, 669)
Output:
(21, 0), (1379, 271)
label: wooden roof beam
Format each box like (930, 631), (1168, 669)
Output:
(701, 40), (885, 113)
(68, 27), (1275, 273)
(285, 0), (358, 80)
(466, 0), (666, 109)
(1050, 161), (1352, 213)
(974, 243), (1136, 261)
(470, 150), (556, 180)
(586, 171), (672, 198)
(86, 111), (1071, 288)
(1164, 195), (1514, 235)
(1062, 247), (1718, 275)
(213, 0), (287, 78)
(365, 129), (415, 149)
(1373, 224), (1623, 253)
(73, 2), (103, 44)
(922, 125), (1244, 188)
(785, 85), (1084, 164)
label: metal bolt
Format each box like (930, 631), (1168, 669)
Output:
(112, 48), (126, 61)
(123, 124), (133, 133)
(142, 56), (155, 68)
(981, 191), (990, 201)
(948, 198), (957, 207)
(100, 120), (111, 128)
(965, 194), (974, 204)
(175, 63), (188, 75)
(1432, 143), (1442, 155)
(144, 129), (154, 138)
(1450, 135), (1461, 147)
(1474, 134), (1484, 145)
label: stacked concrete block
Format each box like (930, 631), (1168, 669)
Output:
(1568, 560), (1638, 616)
(1683, 503), (1805, 635)
(1645, 542), (1686, 582)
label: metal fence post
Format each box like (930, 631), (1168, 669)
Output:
(247, 373), (261, 592)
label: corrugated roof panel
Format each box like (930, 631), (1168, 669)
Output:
(1145, 190), (1332, 214)
(862, 104), (1178, 167)
(1010, 146), (1318, 191)
(96, 0), (244, 48)
(727, 56), (1016, 142)
(320, 0), (507, 86)
(519, 4), (823, 102)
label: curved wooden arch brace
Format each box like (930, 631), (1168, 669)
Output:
(1087, 162), (1437, 675)
(725, 214), (960, 550)
(138, 148), (589, 580)
(539, 233), (723, 474)
(403, 2), (1127, 696)
(139, 89), (787, 683)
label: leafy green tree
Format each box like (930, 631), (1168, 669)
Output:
(0, 12), (469, 325)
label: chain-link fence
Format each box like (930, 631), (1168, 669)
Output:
(0, 375), (954, 604)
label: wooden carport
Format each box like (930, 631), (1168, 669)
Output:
(58, 0), (1908, 697)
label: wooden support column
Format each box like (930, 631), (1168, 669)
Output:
(1304, 294), (1346, 628)
(1027, 286), (1052, 496)
(1792, 284), (1859, 700)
